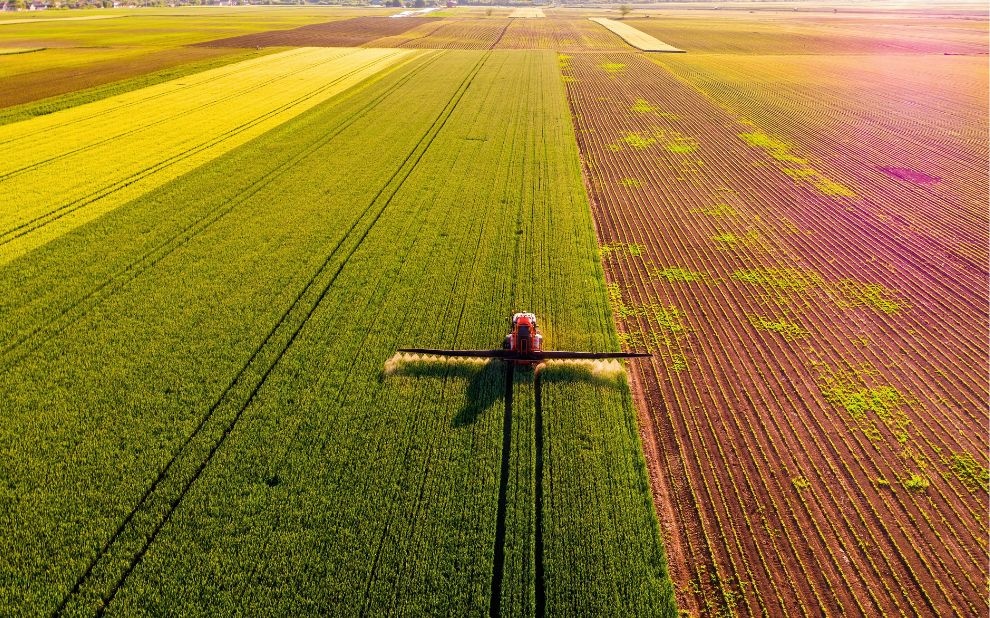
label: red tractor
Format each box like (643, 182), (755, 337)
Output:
(502, 312), (543, 364)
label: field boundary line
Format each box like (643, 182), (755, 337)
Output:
(489, 20), (511, 50)
(588, 18), (685, 53)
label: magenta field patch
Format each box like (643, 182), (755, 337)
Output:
(880, 166), (942, 184)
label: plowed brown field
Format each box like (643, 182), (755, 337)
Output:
(496, 18), (627, 51)
(200, 16), (434, 48)
(561, 28), (987, 617)
(624, 11), (989, 55)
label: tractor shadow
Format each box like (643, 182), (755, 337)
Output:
(384, 357), (628, 427)
(455, 362), (508, 426)
(383, 356), (507, 426)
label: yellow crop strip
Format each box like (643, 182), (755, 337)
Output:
(0, 46), (416, 264)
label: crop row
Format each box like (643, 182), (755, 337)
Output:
(655, 53), (988, 238)
(0, 48), (462, 612)
(562, 51), (987, 616)
(651, 51), (988, 425)
(0, 49), (676, 615)
(0, 46), (415, 265)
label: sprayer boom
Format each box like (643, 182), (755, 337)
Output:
(396, 348), (649, 361)
(397, 313), (650, 367)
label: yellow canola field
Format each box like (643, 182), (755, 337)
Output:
(0, 46), (415, 264)
(589, 18), (684, 53)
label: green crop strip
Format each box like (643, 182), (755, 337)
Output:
(558, 53), (576, 82)
(902, 474), (931, 493)
(600, 61), (627, 74)
(629, 98), (678, 119)
(608, 127), (700, 154)
(630, 98), (656, 113)
(712, 232), (740, 245)
(665, 134), (699, 154)
(712, 230), (764, 251)
(647, 265), (905, 317)
(832, 279), (908, 315)
(622, 130), (656, 149)
(605, 284), (690, 371)
(732, 267), (823, 291)
(0, 50), (675, 616)
(606, 282), (638, 320)
(732, 267), (908, 316)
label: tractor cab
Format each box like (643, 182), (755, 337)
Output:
(503, 312), (543, 362)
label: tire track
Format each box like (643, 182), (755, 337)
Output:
(489, 362), (514, 618)
(53, 48), (487, 617)
(236, 148), (494, 610)
(489, 20), (512, 50)
(533, 366), (546, 618)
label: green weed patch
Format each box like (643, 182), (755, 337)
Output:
(947, 452), (989, 492)
(747, 315), (808, 341)
(651, 266), (708, 283)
